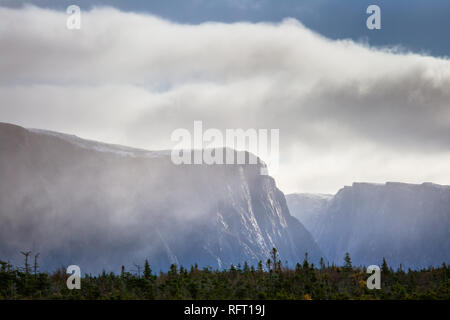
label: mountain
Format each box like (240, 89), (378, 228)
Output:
(287, 183), (450, 269)
(0, 122), (323, 273)
(285, 193), (332, 236)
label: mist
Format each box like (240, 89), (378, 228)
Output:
(1, 6), (450, 193)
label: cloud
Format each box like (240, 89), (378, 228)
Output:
(1, 6), (450, 193)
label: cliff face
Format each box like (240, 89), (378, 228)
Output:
(0, 123), (322, 272)
(285, 193), (332, 237)
(287, 183), (450, 269)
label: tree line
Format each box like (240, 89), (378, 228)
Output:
(0, 248), (449, 299)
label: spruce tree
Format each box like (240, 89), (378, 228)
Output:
(382, 257), (389, 274)
(344, 252), (352, 271)
(271, 248), (278, 271)
(257, 260), (263, 273)
(320, 257), (325, 270)
(302, 252), (309, 270)
(266, 259), (272, 272)
(144, 259), (152, 280)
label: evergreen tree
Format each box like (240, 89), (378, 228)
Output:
(266, 259), (272, 272)
(302, 253), (309, 270)
(257, 260), (263, 273)
(320, 257), (325, 270)
(271, 248), (278, 271)
(343, 252), (352, 271)
(243, 261), (250, 273)
(382, 257), (389, 274)
(0, 260), (7, 272)
(144, 259), (152, 280)
(169, 264), (178, 277)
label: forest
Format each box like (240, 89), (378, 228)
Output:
(1, 249), (449, 300)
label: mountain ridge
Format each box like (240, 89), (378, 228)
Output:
(0, 122), (323, 273)
(287, 182), (450, 269)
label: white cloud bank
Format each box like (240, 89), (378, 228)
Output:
(1, 6), (450, 194)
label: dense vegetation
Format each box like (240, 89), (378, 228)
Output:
(1, 249), (449, 300)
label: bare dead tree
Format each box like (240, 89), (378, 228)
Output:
(20, 251), (32, 274)
(133, 263), (141, 278)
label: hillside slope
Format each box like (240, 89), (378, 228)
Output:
(0, 123), (323, 272)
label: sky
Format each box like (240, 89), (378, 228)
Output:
(0, 1), (450, 194)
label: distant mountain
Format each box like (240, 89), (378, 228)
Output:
(0, 122), (322, 273)
(287, 182), (450, 269)
(285, 193), (332, 236)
